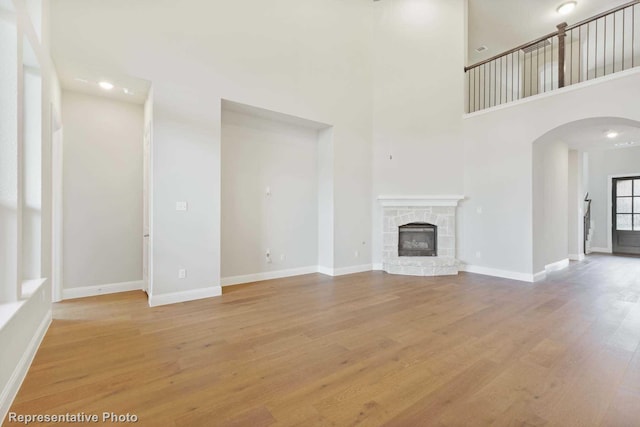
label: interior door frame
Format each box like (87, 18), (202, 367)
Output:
(51, 105), (63, 302)
(606, 172), (640, 253)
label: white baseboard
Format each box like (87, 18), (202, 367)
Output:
(316, 265), (333, 276)
(530, 258), (571, 282)
(63, 280), (144, 300)
(461, 264), (535, 283)
(222, 264), (374, 286)
(533, 271), (547, 282)
(545, 258), (570, 273)
(590, 247), (612, 254)
(568, 253), (585, 261)
(0, 309), (51, 424)
(318, 264), (373, 277)
(148, 286), (222, 307)
(221, 266), (318, 287)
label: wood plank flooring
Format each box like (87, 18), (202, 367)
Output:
(6, 254), (640, 426)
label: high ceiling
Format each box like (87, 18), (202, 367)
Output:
(542, 117), (640, 152)
(467, 0), (631, 64)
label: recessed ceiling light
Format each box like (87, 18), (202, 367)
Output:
(475, 45), (488, 53)
(615, 141), (636, 147)
(99, 81), (114, 90)
(123, 88), (133, 95)
(606, 130), (619, 139)
(74, 77), (88, 83)
(557, 1), (577, 15)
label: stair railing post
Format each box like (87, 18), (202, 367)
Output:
(557, 22), (568, 88)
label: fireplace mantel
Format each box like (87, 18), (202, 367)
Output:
(377, 195), (465, 207)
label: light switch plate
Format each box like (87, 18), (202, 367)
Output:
(176, 201), (188, 211)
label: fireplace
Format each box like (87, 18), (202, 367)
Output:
(379, 195), (463, 276)
(398, 222), (437, 257)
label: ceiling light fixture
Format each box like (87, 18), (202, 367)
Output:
(99, 81), (114, 90)
(123, 88), (132, 95)
(606, 130), (619, 139)
(475, 45), (488, 53)
(557, 1), (577, 15)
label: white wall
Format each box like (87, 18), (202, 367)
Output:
(568, 150), (585, 258)
(462, 70), (640, 278)
(371, 0), (466, 266)
(532, 139), (569, 273)
(587, 145), (640, 250)
(62, 90), (143, 289)
(221, 109), (319, 278)
(51, 0), (374, 299)
(0, 0), (60, 421)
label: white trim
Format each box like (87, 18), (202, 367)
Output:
(460, 264), (535, 283)
(607, 173), (640, 254)
(62, 280), (144, 300)
(533, 271), (547, 282)
(590, 247), (613, 253)
(545, 258), (570, 273)
(372, 263), (383, 270)
(568, 253), (585, 261)
(464, 66), (640, 118)
(51, 120), (63, 303)
(148, 286), (222, 307)
(316, 265), (334, 276)
(21, 278), (47, 298)
(221, 266), (318, 287)
(377, 195), (465, 207)
(318, 264), (373, 276)
(0, 309), (51, 424)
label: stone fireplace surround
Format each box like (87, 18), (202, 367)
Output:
(379, 195), (464, 277)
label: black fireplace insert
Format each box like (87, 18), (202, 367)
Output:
(398, 222), (437, 257)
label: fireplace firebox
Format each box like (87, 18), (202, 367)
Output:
(398, 222), (437, 257)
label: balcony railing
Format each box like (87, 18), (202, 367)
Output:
(465, 0), (640, 113)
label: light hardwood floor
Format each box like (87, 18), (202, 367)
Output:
(7, 254), (640, 426)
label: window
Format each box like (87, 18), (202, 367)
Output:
(615, 177), (640, 231)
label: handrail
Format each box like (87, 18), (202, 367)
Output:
(566, 0), (640, 31)
(584, 197), (592, 255)
(465, 0), (640, 72)
(464, 30), (561, 72)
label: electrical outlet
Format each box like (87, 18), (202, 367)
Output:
(266, 249), (272, 263)
(176, 201), (188, 211)
(355, 250), (360, 258)
(475, 251), (482, 259)
(476, 206), (483, 214)
(280, 254), (286, 261)
(178, 268), (186, 279)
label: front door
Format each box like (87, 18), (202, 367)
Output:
(612, 176), (640, 255)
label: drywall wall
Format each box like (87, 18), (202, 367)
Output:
(371, 0), (466, 266)
(51, 0), (373, 299)
(0, 0), (60, 422)
(62, 90), (143, 289)
(532, 139), (569, 273)
(568, 150), (585, 258)
(587, 145), (640, 250)
(221, 109), (319, 278)
(462, 70), (640, 278)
